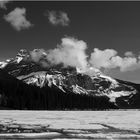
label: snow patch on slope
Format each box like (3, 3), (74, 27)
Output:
(18, 71), (66, 92)
(72, 84), (88, 95)
(106, 90), (136, 103)
(15, 56), (23, 63)
(0, 62), (8, 68)
(100, 74), (118, 85)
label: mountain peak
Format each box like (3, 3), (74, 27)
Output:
(16, 49), (28, 57)
(15, 49), (29, 63)
(0, 49), (29, 68)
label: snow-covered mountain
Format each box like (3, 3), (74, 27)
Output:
(0, 49), (139, 109)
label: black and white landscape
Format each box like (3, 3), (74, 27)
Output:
(0, 0), (140, 139)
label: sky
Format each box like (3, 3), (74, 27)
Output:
(0, 1), (140, 83)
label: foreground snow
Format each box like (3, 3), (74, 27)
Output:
(0, 110), (140, 139)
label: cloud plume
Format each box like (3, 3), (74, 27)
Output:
(4, 7), (33, 31)
(47, 11), (70, 26)
(47, 37), (88, 70)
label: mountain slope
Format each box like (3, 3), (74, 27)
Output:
(0, 49), (140, 109)
(0, 69), (117, 110)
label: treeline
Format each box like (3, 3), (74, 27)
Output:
(0, 69), (118, 110)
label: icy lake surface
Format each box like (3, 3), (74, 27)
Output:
(0, 110), (140, 139)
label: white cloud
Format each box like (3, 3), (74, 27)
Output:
(4, 7), (33, 31)
(0, 0), (10, 9)
(89, 48), (140, 72)
(111, 56), (138, 72)
(47, 37), (88, 70)
(124, 51), (135, 57)
(89, 48), (117, 69)
(48, 11), (70, 26)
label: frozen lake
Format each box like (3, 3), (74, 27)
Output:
(0, 110), (140, 139)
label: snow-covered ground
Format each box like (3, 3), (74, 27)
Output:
(0, 110), (140, 139)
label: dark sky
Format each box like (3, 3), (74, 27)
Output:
(0, 1), (140, 83)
